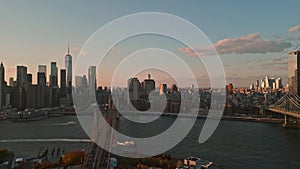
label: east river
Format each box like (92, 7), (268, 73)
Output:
(0, 115), (300, 169)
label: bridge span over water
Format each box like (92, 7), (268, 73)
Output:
(258, 94), (300, 128)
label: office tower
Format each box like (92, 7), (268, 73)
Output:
(65, 45), (72, 88)
(37, 72), (46, 86)
(9, 77), (14, 87)
(288, 51), (300, 95)
(143, 74), (155, 95)
(38, 65), (47, 75)
(50, 62), (58, 87)
(16, 66), (27, 87)
(27, 85), (37, 108)
(75, 76), (83, 89)
(38, 65), (47, 83)
(11, 86), (26, 110)
(27, 73), (32, 85)
(82, 75), (88, 88)
(227, 83), (233, 94)
(249, 83), (255, 90)
(0, 62), (4, 109)
(265, 75), (270, 88)
(260, 78), (265, 89)
(275, 78), (283, 89)
(60, 69), (66, 96)
(88, 66), (96, 99)
(255, 80), (259, 90)
(159, 84), (167, 94)
(75, 75), (88, 91)
(171, 84), (178, 94)
(270, 78), (275, 89)
(128, 77), (141, 101)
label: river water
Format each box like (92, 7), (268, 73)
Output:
(0, 115), (300, 169)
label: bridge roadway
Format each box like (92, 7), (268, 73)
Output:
(265, 107), (300, 119)
(256, 104), (300, 128)
(81, 108), (117, 169)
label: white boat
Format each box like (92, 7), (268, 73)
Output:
(117, 140), (136, 147)
(66, 121), (76, 126)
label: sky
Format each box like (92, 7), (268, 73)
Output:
(0, 1), (300, 87)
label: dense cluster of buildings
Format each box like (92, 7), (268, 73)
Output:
(125, 74), (182, 113)
(0, 46), (73, 111)
(249, 76), (283, 92)
(225, 77), (286, 115)
(72, 66), (105, 107)
(73, 73), (197, 113)
(223, 50), (300, 115)
(1, 49), (300, 117)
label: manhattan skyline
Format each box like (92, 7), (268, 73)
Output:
(1, 1), (300, 87)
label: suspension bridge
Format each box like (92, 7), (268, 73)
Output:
(259, 94), (300, 128)
(80, 107), (118, 169)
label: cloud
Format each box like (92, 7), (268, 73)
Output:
(260, 56), (288, 70)
(288, 25), (300, 33)
(179, 33), (292, 56)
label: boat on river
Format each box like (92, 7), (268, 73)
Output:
(10, 109), (48, 122)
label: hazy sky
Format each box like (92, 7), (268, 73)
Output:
(1, 1), (300, 87)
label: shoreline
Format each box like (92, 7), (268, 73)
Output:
(117, 111), (284, 124)
(5, 110), (284, 125)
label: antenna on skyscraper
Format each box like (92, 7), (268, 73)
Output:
(67, 43), (70, 55)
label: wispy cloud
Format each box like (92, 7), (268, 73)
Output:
(179, 33), (292, 56)
(260, 56), (288, 70)
(288, 25), (300, 33)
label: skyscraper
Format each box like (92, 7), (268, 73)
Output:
(265, 75), (270, 88)
(88, 66), (96, 100)
(275, 78), (283, 89)
(60, 69), (66, 97)
(82, 75), (88, 88)
(0, 62), (4, 109)
(9, 77), (14, 87)
(37, 72), (46, 86)
(65, 45), (72, 88)
(16, 66), (27, 87)
(50, 62), (58, 87)
(75, 76), (83, 89)
(255, 80), (259, 90)
(260, 78), (265, 89)
(38, 65), (47, 83)
(143, 74), (155, 95)
(288, 51), (300, 95)
(38, 65), (47, 75)
(159, 84), (167, 95)
(227, 83), (233, 94)
(171, 84), (178, 94)
(128, 77), (141, 101)
(27, 73), (32, 85)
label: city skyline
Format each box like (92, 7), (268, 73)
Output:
(1, 2), (300, 169)
(0, 1), (300, 87)
(0, 59), (289, 89)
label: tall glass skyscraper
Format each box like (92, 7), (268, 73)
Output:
(288, 50), (300, 95)
(60, 69), (66, 97)
(65, 45), (72, 88)
(88, 66), (96, 100)
(38, 65), (47, 75)
(16, 65), (27, 87)
(50, 62), (58, 87)
(0, 62), (4, 109)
